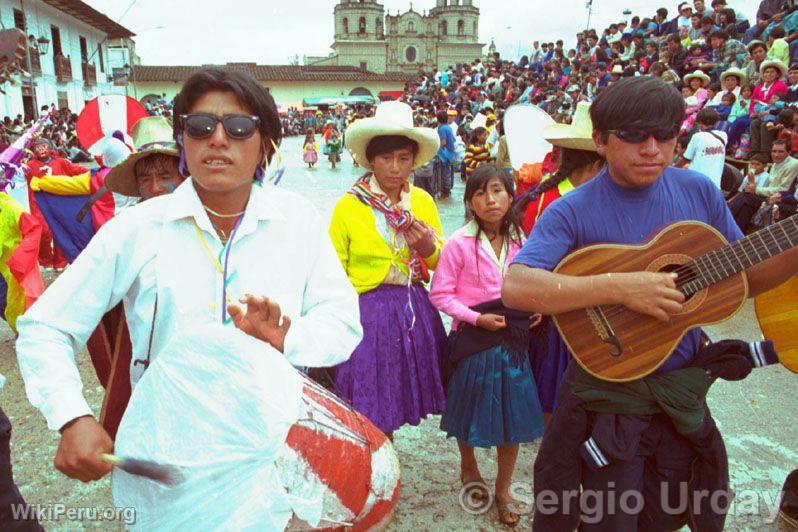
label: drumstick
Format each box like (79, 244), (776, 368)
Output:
(101, 454), (182, 486)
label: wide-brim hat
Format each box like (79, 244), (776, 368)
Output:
(684, 70), (711, 86)
(104, 116), (180, 197)
(746, 39), (766, 52)
(760, 59), (787, 78)
(611, 65), (623, 75)
(542, 101), (597, 151)
(344, 101), (440, 171)
(720, 67), (747, 85)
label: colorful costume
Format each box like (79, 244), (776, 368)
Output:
(303, 141), (319, 165)
(328, 176), (447, 434)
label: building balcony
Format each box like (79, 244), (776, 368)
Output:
(54, 54), (72, 83)
(82, 62), (96, 86)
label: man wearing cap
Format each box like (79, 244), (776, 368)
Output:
(25, 138), (89, 270)
(677, 2), (694, 30)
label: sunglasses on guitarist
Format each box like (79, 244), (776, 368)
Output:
(180, 114), (261, 140)
(604, 126), (681, 144)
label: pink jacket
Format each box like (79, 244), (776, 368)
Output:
(429, 221), (524, 331)
(750, 80), (788, 116)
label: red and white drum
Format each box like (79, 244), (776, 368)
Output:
(279, 377), (401, 531)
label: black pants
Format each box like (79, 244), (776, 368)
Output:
(748, 118), (776, 158)
(0, 408), (42, 531)
(728, 191), (764, 232)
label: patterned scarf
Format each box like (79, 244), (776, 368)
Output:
(348, 173), (431, 283)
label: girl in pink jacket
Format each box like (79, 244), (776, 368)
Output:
(429, 164), (545, 527)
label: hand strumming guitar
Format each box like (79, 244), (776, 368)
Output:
(608, 271), (685, 322)
(228, 295), (292, 353)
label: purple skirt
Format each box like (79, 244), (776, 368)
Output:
(331, 283), (447, 434)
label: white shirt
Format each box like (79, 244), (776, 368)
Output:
(685, 130), (728, 189)
(16, 178), (363, 431)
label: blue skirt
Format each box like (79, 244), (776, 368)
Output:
(331, 283), (447, 434)
(441, 333), (546, 448)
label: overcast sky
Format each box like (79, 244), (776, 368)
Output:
(84, 0), (758, 66)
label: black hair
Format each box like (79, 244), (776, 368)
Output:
(590, 76), (684, 135)
(709, 29), (729, 41)
(134, 152), (181, 179)
(469, 126), (488, 144)
(365, 135), (419, 162)
(696, 107), (719, 126)
(749, 153), (769, 164)
(770, 25), (786, 39)
(514, 147), (604, 214)
(778, 108), (795, 127)
(772, 138), (790, 150)
(172, 68), (282, 162)
(676, 135), (690, 150)
(436, 110), (448, 124)
(464, 164), (523, 268)
(721, 92), (736, 105)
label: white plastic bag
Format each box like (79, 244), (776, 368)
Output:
(113, 324), (304, 531)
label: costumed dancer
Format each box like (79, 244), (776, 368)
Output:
(23, 137), (88, 270)
(503, 76), (798, 531)
(328, 101), (447, 437)
(428, 163), (545, 527)
(302, 129), (318, 169)
(16, 69), (362, 528)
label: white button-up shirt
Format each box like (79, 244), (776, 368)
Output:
(16, 178), (363, 431)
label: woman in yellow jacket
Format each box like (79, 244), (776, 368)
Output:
(328, 101), (447, 436)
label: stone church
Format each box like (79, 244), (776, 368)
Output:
(305, 0), (485, 74)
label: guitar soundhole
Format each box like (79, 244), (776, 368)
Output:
(658, 263), (698, 303)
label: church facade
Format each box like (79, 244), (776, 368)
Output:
(305, 0), (485, 74)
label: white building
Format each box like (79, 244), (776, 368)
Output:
(306, 0), (485, 74)
(0, 0), (134, 120)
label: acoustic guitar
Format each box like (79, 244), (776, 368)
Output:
(754, 275), (798, 375)
(552, 215), (798, 381)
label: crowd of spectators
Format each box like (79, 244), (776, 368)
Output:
(0, 106), (90, 162)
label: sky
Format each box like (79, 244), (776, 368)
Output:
(83, 0), (759, 66)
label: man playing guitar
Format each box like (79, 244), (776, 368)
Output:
(503, 76), (798, 531)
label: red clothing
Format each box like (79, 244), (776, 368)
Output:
(90, 168), (116, 231)
(25, 153), (89, 267)
(750, 81), (788, 117)
(521, 186), (564, 236)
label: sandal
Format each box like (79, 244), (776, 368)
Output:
(496, 499), (520, 528)
(460, 476), (490, 502)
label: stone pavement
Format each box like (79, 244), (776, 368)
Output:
(0, 135), (794, 530)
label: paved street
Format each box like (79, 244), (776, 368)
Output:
(0, 135), (795, 530)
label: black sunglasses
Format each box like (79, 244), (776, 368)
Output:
(605, 126), (680, 144)
(180, 114), (261, 140)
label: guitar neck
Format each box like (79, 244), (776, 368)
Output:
(680, 215), (798, 295)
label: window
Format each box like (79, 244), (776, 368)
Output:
(343, 18), (349, 34)
(79, 36), (88, 62)
(457, 20), (464, 35)
(440, 21), (447, 36)
(405, 46), (417, 62)
(360, 61), (367, 71)
(97, 43), (104, 72)
(408, 21), (415, 33)
(376, 18), (383, 37)
(13, 9), (25, 31)
(359, 17), (366, 33)
(51, 25), (63, 56)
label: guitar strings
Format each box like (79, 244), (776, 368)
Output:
(595, 222), (798, 322)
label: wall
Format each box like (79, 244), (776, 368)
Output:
(0, 0), (119, 119)
(132, 79), (408, 108)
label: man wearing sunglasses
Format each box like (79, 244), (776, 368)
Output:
(15, 68), (363, 511)
(503, 76), (798, 530)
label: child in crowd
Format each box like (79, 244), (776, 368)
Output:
(673, 135), (691, 167)
(327, 129), (342, 169)
(739, 153), (771, 194)
(464, 127), (493, 179)
(729, 84), (753, 124)
(302, 129), (318, 169)
(712, 92), (735, 132)
(684, 43), (710, 72)
(759, 93), (786, 124)
(429, 164), (545, 528)
(767, 25), (790, 66)
(769, 108), (798, 154)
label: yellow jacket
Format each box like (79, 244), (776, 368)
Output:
(329, 186), (444, 294)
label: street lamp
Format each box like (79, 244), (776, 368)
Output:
(622, 8), (632, 24)
(35, 35), (50, 56)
